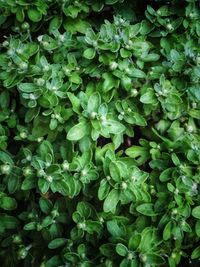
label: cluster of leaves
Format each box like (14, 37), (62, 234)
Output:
(0, 0), (200, 266)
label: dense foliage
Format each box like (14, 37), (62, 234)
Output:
(0, 0), (200, 266)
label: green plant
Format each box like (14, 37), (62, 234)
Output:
(0, 0), (200, 266)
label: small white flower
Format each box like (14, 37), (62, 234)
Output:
(174, 188), (179, 195)
(19, 62), (28, 70)
(62, 161), (69, 170)
(37, 35), (44, 42)
(63, 67), (70, 74)
(55, 114), (60, 120)
(42, 41), (49, 46)
(29, 93), (36, 100)
(100, 115), (107, 123)
(141, 254), (147, 262)
(121, 182), (127, 190)
(127, 252), (134, 260)
(125, 68), (130, 74)
(166, 24), (174, 31)
(192, 102), (197, 108)
(23, 167), (32, 176)
(171, 253), (176, 259)
(46, 162), (51, 167)
(110, 61), (118, 70)
(186, 125), (194, 133)
(20, 132), (27, 139)
(81, 169), (87, 176)
(171, 208), (178, 215)
(189, 12), (195, 18)
(99, 217), (104, 223)
(191, 183), (198, 192)
(93, 41), (98, 47)
(162, 89), (168, 95)
(90, 112), (97, 119)
(36, 78), (45, 86)
(59, 34), (65, 42)
(181, 221), (186, 227)
(37, 169), (45, 177)
(26, 155), (31, 161)
(127, 40), (133, 46)
(46, 175), (53, 183)
(16, 48), (23, 54)
(43, 65), (50, 72)
(77, 222), (86, 229)
(7, 49), (15, 56)
(106, 175), (111, 181)
(131, 89), (138, 97)
(37, 137), (43, 143)
(2, 40), (9, 47)
(1, 164), (11, 174)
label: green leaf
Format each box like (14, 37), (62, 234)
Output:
(39, 198), (53, 214)
(192, 206), (200, 219)
(159, 168), (173, 182)
(106, 0), (118, 4)
(102, 73), (119, 92)
(188, 109), (200, 119)
(109, 162), (121, 182)
(49, 16), (62, 33)
(83, 48), (96, 59)
(130, 68), (146, 78)
(163, 221), (172, 240)
(48, 238), (67, 249)
(28, 9), (42, 22)
(67, 92), (81, 113)
(105, 120), (125, 134)
(136, 203), (157, 216)
(191, 246), (200, 259)
(129, 234), (141, 250)
(125, 146), (149, 165)
(87, 92), (101, 113)
(18, 83), (37, 93)
(103, 189), (119, 213)
(0, 196), (17, 210)
(146, 254), (164, 265)
(69, 73), (82, 84)
(67, 121), (89, 141)
(116, 243), (128, 256)
(195, 220), (200, 237)
(98, 179), (110, 200)
(0, 151), (13, 164)
(140, 90), (157, 104)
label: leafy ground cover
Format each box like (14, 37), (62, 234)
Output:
(0, 0), (200, 266)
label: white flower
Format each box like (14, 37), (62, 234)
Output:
(81, 169), (87, 176)
(121, 182), (127, 190)
(19, 62), (28, 70)
(166, 24), (174, 31)
(186, 125), (194, 133)
(46, 175), (53, 182)
(90, 112), (97, 119)
(1, 164), (11, 174)
(110, 61), (118, 70)
(37, 35), (44, 42)
(62, 161), (69, 170)
(77, 222), (86, 229)
(131, 89), (138, 97)
(20, 132), (27, 139)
